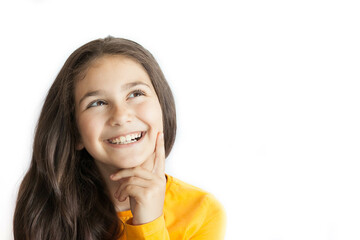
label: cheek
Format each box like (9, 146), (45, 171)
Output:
(77, 115), (102, 143)
(137, 101), (163, 131)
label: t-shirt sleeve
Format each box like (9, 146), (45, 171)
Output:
(123, 213), (170, 240)
(190, 194), (227, 240)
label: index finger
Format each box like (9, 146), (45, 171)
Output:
(152, 132), (165, 176)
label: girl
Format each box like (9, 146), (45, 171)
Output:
(13, 36), (226, 239)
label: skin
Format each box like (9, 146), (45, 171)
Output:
(74, 55), (166, 225)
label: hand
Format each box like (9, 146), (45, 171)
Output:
(110, 132), (166, 225)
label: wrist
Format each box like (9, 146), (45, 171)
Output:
(132, 212), (163, 226)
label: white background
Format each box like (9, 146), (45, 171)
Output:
(1, 0), (360, 239)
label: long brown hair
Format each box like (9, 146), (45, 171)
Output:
(13, 36), (177, 240)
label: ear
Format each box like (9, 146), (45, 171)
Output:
(76, 141), (84, 150)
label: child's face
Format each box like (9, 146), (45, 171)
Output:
(74, 55), (163, 170)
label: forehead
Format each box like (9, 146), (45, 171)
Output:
(83, 55), (150, 84)
(74, 55), (153, 99)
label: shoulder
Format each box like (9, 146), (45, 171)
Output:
(165, 174), (209, 197)
(164, 174), (227, 238)
(165, 173), (226, 220)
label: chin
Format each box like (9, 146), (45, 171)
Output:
(113, 156), (147, 169)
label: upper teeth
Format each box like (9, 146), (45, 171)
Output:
(108, 132), (142, 144)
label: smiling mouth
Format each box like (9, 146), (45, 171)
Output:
(106, 131), (145, 145)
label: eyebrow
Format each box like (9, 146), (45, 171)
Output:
(123, 81), (151, 91)
(78, 81), (152, 105)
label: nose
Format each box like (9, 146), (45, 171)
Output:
(108, 104), (132, 126)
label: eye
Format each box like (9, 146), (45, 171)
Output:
(87, 100), (107, 109)
(128, 89), (146, 99)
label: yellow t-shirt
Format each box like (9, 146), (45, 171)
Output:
(117, 174), (226, 239)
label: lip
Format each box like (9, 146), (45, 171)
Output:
(104, 131), (146, 148)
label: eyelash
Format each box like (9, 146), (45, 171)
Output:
(87, 100), (107, 109)
(86, 89), (146, 109)
(128, 89), (146, 98)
